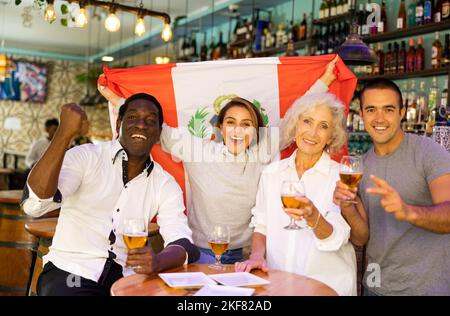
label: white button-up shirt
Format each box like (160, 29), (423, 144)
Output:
(250, 150), (357, 296)
(23, 140), (193, 282)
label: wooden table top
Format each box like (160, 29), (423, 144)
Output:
(110, 264), (338, 296)
(25, 217), (58, 239)
(0, 190), (22, 204)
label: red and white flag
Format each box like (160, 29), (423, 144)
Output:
(99, 55), (357, 198)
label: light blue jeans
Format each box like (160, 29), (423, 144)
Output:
(194, 247), (244, 264)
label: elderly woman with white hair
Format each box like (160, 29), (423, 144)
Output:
(235, 92), (357, 296)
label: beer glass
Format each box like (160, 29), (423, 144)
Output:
(339, 155), (363, 204)
(123, 218), (148, 250)
(208, 224), (230, 270)
(281, 180), (307, 230)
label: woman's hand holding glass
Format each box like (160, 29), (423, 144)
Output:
(284, 196), (320, 228)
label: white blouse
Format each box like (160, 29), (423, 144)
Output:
(250, 150), (357, 296)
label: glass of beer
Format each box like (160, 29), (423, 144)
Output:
(339, 155), (363, 204)
(123, 218), (148, 250)
(281, 180), (307, 230)
(208, 224), (230, 271)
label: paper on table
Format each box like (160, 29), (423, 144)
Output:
(158, 272), (217, 288)
(194, 284), (255, 296)
(208, 272), (270, 287)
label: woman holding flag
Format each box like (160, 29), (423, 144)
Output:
(98, 56), (343, 264)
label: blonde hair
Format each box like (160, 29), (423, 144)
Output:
(280, 92), (347, 155)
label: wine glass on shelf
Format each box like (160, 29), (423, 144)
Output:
(281, 180), (307, 230)
(338, 155), (364, 204)
(207, 224), (230, 271)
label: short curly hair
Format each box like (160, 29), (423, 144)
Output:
(280, 92), (347, 155)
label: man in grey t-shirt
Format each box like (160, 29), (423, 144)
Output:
(333, 78), (450, 295)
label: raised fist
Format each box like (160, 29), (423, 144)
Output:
(59, 103), (89, 140)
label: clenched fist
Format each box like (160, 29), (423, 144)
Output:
(58, 103), (89, 140)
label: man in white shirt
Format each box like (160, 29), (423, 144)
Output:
(22, 93), (199, 296)
(25, 118), (59, 168)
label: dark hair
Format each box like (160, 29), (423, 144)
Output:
(119, 93), (164, 127)
(45, 118), (59, 128)
(359, 78), (403, 111)
(215, 97), (266, 143)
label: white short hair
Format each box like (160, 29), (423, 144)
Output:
(280, 92), (347, 154)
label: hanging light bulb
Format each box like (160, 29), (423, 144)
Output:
(155, 56), (170, 64)
(105, 11), (121, 32)
(161, 22), (172, 42)
(76, 7), (88, 27)
(44, 1), (56, 23)
(134, 16), (146, 36)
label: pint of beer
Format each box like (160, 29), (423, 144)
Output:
(208, 240), (229, 256)
(339, 172), (363, 189)
(123, 233), (148, 250)
(281, 181), (306, 230)
(339, 155), (363, 203)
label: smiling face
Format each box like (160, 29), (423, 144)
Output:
(295, 105), (334, 157)
(360, 88), (406, 148)
(116, 99), (162, 159)
(220, 105), (256, 155)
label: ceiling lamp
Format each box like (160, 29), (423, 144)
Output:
(134, 16), (146, 36)
(161, 22), (172, 42)
(155, 56), (170, 64)
(336, 23), (377, 65)
(44, 0), (56, 23)
(101, 56), (114, 62)
(76, 6), (88, 27)
(105, 6), (120, 32)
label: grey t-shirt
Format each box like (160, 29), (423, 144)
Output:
(359, 133), (450, 295)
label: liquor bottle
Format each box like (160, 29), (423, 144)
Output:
(320, 0), (329, 19)
(343, 0), (349, 13)
(200, 35), (208, 61)
(290, 20), (299, 42)
(415, 36), (425, 71)
(443, 0), (450, 19)
(402, 81), (409, 109)
(397, 0), (407, 30)
(349, 0), (356, 11)
(416, 0), (425, 25)
(417, 81), (428, 123)
(184, 36), (192, 59)
(379, 0), (387, 33)
(337, 0), (343, 15)
(285, 40), (299, 56)
(358, 4), (366, 35)
(283, 22), (290, 45)
(328, 24), (336, 53)
(432, 32), (443, 69)
(442, 33), (450, 67)
(424, 0), (433, 24)
(207, 37), (215, 61)
(408, 0), (417, 27)
(217, 32), (227, 60)
(323, 26), (329, 55)
(191, 36), (198, 61)
(436, 79), (448, 125)
(384, 43), (391, 74)
(435, 0), (443, 22)
(299, 14), (307, 41)
(377, 42), (385, 75)
(398, 40), (407, 73)
(330, 0), (337, 17)
(407, 38), (416, 72)
(428, 77), (439, 127)
(393, 42), (400, 73)
(407, 80), (418, 125)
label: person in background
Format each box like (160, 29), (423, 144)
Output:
(25, 118), (59, 168)
(333, 78), (450, 296)
(22, 94), (199, 296)
(236, 92), (357, 296)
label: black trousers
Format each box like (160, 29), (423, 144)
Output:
(37, 259), (123, 296)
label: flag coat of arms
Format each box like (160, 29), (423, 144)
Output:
(99, 55), (357, 203)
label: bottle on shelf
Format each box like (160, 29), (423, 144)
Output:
(200, 35), (208, 61)
(330, 0), (337, 17)
(397, 0), (407, 30)
(343, 0), (350, 13)
(408, 0), (417, 27)
(393, 42), (400, 74)
(282, 22), (290, 46)
(320, 0), (329, 19)
(290, 20), (299, 42)
(428, 76), (439, 133)
(432, 32), (443, 69)
(407, 80), (418, 127)
(386, 43), (393, 74)
(207, 36), (215, 61)
(435, 0), (443, 22)
(337, 0), (344, 15)
(415, 36), (425, 71)
(377, 42), (385, 75)
(442, 33), (450, 67)
(328, 24), (336, 54)
(191, 35), (198, 61)
(378, 0), (387, 33)
(402, 81), (409, 109)
(436, 79), (448, 125)
(416, 0), (425, 26)
(276, 24), (285, 48)
(424, 0), (433, 24)
(407, 38), (416, 72)
(216, 32), (227, 60)
(443, 0), (450, 19)
(299, 14), (307, 41)
(369, 1), (378, 36)
(358, 3), (366, 35)
(417, 81), (428, 123)
(285, 40), (299, 56)
(398, 40), (407, 73)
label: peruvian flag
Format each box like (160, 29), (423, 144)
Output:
(98, 55), (357, 200)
